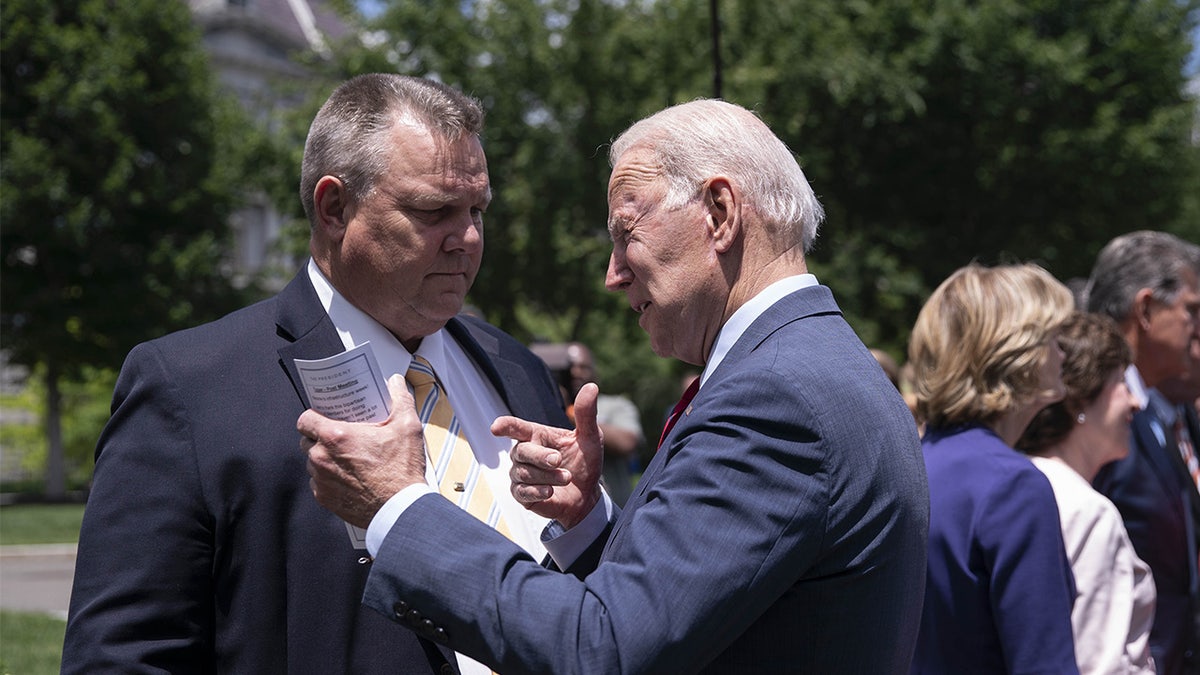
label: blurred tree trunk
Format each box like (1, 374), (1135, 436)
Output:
(44, 359), (65, 499)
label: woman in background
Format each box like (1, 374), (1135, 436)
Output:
(1018, 311), (1156, 674)
(909, 263), (1078, 674)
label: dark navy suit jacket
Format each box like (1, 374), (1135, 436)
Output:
(1095, 393), (1200, 675)
(362, 285), (930, 673)
(61, 270), (569, 674)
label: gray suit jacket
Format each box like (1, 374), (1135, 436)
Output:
(363, 285), (930, 674)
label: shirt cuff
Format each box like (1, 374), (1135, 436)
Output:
(542, 492), (617, 570)
(366, 484), (436, 557)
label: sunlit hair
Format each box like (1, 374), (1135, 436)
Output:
(608, 99), (824, 253)
(1016, 312), (1132, 455)
(1085, 230), (1200, 322)
(299, 73), (484, 227)
(909, 263), (1074, 429)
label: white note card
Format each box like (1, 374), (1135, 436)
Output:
(294, 341), (392, 549)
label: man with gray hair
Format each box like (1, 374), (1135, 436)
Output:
(63, 74), (569, 673)
(1087, 230), (1200, 675)
(302, 99), (929, 672)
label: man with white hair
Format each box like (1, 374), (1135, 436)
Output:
(301, 99), (929, 672)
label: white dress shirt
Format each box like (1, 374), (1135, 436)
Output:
(307, 260), (551, 558)
(310, 260), (553, 675)
(1124, 364), (1150, 411)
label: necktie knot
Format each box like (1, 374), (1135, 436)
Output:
(406, 355), (447, 428)
(406, 355), (439, 391)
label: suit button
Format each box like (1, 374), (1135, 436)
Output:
(405, 609), (423, 625)
(440, 665), (455, 675)
(432, 626), (448, 643)
(392, 601), (409, 619)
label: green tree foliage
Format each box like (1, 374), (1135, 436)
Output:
(309, 0), (1200, 435)
(0, 366), (116, 493)
(729, 0), (1200, 349)
(1, 0), (262, 495)
(319, 1), (717, 417)
(318, 0), (1198, 434)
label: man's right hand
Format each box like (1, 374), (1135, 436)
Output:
(492, 383), (604, 529)
(299, 374), (427, 528)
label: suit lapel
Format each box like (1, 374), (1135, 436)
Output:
(1134, 403), (1193, 499)
(446, 317), (548, 422)
(271, 271), (465, 670)
(273, 270), (347, 410)
(268, 273), (549, 424)
(657, 284), (840, 458)
(619, 285), (843, 522)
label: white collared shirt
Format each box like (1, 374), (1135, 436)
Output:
(311, 261), (552, 675)
(1124, 364), (1150, 411)
(699, 274), (819, 387)
(307, 260), (549, 560)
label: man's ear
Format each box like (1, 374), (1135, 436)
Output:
(703, 176), (739, 253)
(1133, 287), (1157, 330)
(313, 175), (351, 242)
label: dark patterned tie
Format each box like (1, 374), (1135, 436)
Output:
(658, 376), (700, 450)
(1175, 413), (1200, 496)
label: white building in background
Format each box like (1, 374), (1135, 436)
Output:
(187, 0), (349, 288)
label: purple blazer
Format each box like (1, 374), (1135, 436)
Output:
(913, 424), (1079, 674)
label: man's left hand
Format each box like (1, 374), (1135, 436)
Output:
(298, 374), (426, 528)
(494, 383), (604, 528)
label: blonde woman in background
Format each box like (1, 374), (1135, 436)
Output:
(909, 263), (1079, 674)
(1018, 311), (1156, 674)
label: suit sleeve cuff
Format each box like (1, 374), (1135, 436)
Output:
(366, 484), (435, 557)
(542, 492), (617, 570)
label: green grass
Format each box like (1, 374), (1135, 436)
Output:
(0, 506), (81, 673)
(0, 504), (85, 546)
(0, 610), (66, 675)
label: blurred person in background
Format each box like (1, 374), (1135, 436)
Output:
(566, 342), (644, 506)
(1018, 311), (1156, 674)
(870, 348), (902, 389)
(1087, 231), (1200, 675)
(1156, 328), (1200, 673)
(909, 262), (1079, 674)
(531, 341), (645, 506)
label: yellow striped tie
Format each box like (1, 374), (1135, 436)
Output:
(406, 356), (511, 538)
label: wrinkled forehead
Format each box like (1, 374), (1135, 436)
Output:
(607, 147), (665, 203)
(388, 123), (490, 198)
